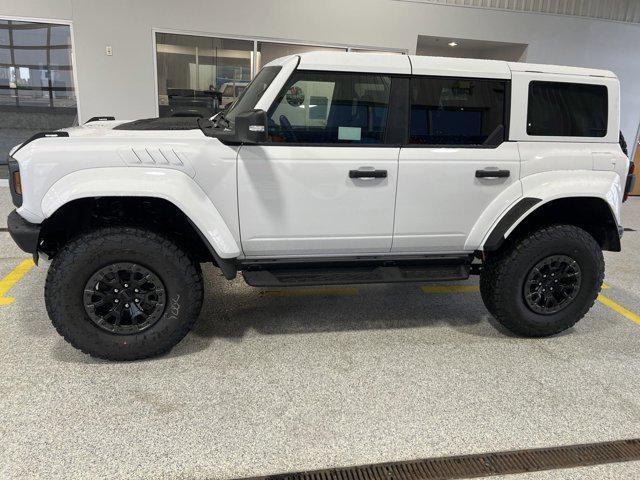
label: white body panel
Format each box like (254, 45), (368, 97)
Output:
(237, 146), (399, 256)
(394, 143), (521, 253)
(8, 52), (627, 263)
(14, 126), (241, 258)
(41, 167), (240, 258)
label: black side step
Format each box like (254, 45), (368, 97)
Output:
(243, 264), (469, 287)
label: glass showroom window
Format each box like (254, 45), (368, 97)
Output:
(0, 19), (77, 172)
(155, 33), (253, 118)
(256, 41), (346, 71)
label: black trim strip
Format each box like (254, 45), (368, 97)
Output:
(11, 131), (69, 156)
(484, 197), (542, 251)
(239, 438), (640, 480)
(85, 116), (115, 124)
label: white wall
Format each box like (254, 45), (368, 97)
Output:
(2, 0), (639, 145)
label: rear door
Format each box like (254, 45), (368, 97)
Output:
(238, 69), (404, 257)
(393, 72), (521, 253)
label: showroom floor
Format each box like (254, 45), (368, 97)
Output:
(1, 189), (639, 480)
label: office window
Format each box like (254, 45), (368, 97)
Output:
(409, 77), (506, 146)
(267, 71), (391, 144)
(155, 33), (253, 118)
(0, 20), (77, 172)
(527, 81), (608, 137)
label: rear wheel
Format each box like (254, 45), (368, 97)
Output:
(45, 227), (203, 360)
(480, 225), (604, 337)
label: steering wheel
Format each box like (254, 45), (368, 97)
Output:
(279, 115), (298, 143)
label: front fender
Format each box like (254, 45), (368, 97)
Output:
(40, 167), (241, 258)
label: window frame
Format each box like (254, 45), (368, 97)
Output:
(404, 75), (511, 149)
(261, 69), (403, 148)
(526, 80), (608, 138)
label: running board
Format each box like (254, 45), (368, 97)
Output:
(243, 264), (469, 287)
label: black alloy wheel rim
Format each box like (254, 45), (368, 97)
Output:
(523, 254), (582, 315)
(83, 263), (166, 334)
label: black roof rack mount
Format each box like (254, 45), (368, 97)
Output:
(85, 116), (115, 124)
(11, 131), (70, 156)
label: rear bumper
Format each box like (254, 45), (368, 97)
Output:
(8, 210), (40, 261)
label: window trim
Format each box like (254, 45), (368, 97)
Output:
(260, 68), (402, 148)
(404, 75), (511, 150)
(525, 80), (608, 138)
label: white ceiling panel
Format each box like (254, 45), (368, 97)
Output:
(397, 0), (640, 24)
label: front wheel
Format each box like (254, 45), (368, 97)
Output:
(45, 227), (204, 360)
(480, 225), (604, 337)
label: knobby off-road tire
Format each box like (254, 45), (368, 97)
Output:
(45, 227), (203, 361)
(480, 225), (604, 337)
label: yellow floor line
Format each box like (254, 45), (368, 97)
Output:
(259, 287), (359, 298)
(0, 259), (35, 305)
(421, 285), (479, 293)
(597, 294), (640, 326)
(602, 283), (610, 289)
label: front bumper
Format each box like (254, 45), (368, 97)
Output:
(8, 210), (41, 262)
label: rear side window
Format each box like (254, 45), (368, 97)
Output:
(409, 77), (507, 147)
(527, 81), (608, 137)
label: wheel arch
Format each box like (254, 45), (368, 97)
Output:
(41, 167), (240, 256)
(483, 195), (621, 253)
(40, 196), (238, 279)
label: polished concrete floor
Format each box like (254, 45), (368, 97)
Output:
(1, 190), (639, 480)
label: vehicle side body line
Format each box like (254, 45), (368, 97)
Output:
(40, 167), (241, 259)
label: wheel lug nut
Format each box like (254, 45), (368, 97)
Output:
(114, 288), (119, 293)
(134, 289), (139, 293)
(134, 298), (140, 303)
(125, 303), (130, 308)
(114, 299), (119, 303)
(124, 284), (129, 288)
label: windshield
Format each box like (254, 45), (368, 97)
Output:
(224, 66), (282, 124)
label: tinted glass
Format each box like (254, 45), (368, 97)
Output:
(267, 71), (391, 144)
(527, 81), (607, 137)
(409, 77), (506, 146)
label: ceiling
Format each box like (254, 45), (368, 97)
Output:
(396, 0), (640, 24)
(416, 35), (528, 61)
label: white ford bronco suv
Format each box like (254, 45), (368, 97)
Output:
(7, 52), (635, 360)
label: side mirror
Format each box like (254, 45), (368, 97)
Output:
(235, 109), (268, 144)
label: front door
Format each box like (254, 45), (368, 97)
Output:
(238, 70), (400, 257)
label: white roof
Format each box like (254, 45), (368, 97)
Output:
(286, 51), (617, 79)
(296, 51), (410, 74)
(410, 55), (510, 79)
(507, 61), (616, 78)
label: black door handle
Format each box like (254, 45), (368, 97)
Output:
(475, 169), (510, 178)
(349, 169), (387, 179)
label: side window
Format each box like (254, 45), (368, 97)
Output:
(527, 81), (608, 137)
(409, 77), (506, 147)
(267, 71), (391, 144)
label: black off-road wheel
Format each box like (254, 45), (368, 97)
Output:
(45, 227), (204, 361)
(480, 225), (604, 337)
